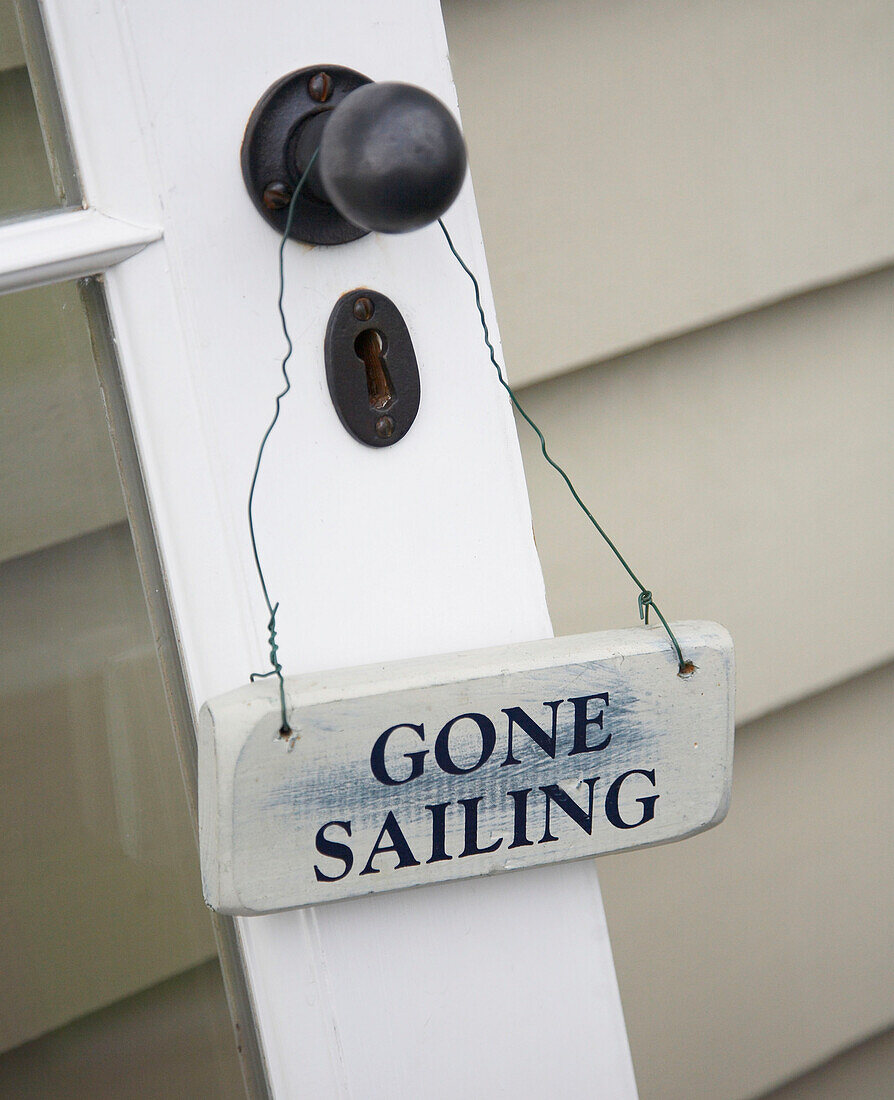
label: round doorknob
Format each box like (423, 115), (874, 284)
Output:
(318, 82), (467, 234)
(241, 66), (468, 245)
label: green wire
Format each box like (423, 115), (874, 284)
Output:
(247, 151), (319, 734)
(247, 162), (690, 709)
(438, 218), (692, 676)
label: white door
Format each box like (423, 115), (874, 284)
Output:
(5, 1), (637, 1094)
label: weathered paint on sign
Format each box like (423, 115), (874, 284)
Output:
(199, 621), (734, 915)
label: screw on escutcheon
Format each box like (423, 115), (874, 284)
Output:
(352, 296), (374, 321)
(307, 71), (333, 103)
(375, 415), (395, 439)
(262, 181), (293, 210)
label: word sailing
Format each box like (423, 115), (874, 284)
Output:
(314, 693), (660, 884)
(199, 623), (734, 915)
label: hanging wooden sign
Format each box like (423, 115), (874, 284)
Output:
(199, 621), (733, 915)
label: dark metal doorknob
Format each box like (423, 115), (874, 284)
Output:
(241, 66), (467, 245)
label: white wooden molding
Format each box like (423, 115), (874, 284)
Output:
(0, 208), (160, 294)
(39, 0), (639, 1094)
(200, 623), (734, 915)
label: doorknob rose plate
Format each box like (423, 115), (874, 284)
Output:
(241, 65), (467, 244)
(242, 65), (373, 245)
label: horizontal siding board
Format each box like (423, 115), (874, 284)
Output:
(516, 266), (894, 724)
(443, 0), (894, 386)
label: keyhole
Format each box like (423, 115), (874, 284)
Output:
(354, 329), (394, 411)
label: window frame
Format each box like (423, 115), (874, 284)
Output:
(7, 2), (637, 1095)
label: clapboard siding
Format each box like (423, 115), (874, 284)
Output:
(441, 9), (894, 1094)
(442, 0), (894, 386)
(515, 265), (894, 725)
(596, 659), (894, 1100)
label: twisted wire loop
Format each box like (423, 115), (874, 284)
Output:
(247, 151), (319, 734)
(438, 217), (693, 677)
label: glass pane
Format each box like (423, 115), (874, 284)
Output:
(0, 280), (245, 1097)
(0, 963), (244, 1100)
(0, 0), (76, 220)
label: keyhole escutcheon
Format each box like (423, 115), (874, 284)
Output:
(325, 289), (420, 447)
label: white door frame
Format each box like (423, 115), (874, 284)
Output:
(12, 1), (637, 1094)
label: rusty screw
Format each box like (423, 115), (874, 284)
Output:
(375, 415), (395, 440)
(262, 181), (293, 210)
(308, 71), (333, 103)
(352, 296), (374, 321)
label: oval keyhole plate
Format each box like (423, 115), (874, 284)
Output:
(325, 289), (420, 447)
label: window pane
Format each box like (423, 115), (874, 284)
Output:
(0, 0), (76, 220)
(0, 963), (245, 1100)
(0, 280), (245, 1096)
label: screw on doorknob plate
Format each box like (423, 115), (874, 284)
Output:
(262, 181), (292, 210)
(352, 296), (374, 321)
(307, 70), (333, 103)
(325, 289), (420, 447)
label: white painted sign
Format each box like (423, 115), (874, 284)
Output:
(199, 621), (734, 915)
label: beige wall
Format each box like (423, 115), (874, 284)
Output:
(509, 274), (894, 1098)
(598, 661), (894, 1100)
(442, 0), (894, 386)
(442, 1), (894, 1097)
(514, 268), (894, 726)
